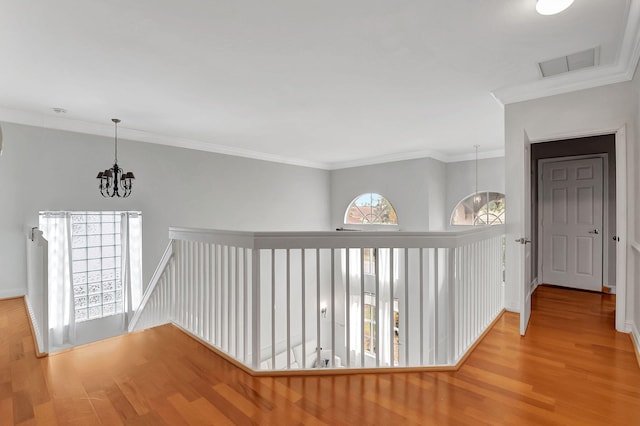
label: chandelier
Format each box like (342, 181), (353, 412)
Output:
(96, 119), (135, 197)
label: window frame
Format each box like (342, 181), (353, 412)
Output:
(343, 193), (399, 229)
(450, 191), (505, 227)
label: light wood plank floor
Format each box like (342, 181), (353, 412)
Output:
(1, 285), (639, 425)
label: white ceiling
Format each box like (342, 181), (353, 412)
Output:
(0, 0), (638, 169)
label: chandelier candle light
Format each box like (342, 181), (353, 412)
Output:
(97, 119), (135, 198)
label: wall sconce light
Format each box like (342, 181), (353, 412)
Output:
(320, 305), (327, 318)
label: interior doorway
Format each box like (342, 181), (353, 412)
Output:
(531, 135), (617, 293)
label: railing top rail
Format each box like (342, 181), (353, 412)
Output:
(169, 225), (505, 249)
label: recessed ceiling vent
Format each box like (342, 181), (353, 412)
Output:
(538, 47), (600, 78)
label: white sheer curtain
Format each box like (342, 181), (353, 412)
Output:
(39, 212), (75, 347)
(121, 212), (143, 327)
(346, 249), (362, 366)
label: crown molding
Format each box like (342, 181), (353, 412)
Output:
(0, 107), (332, 170)
(0, 106), (505, 171)
(328, 148), (505, 170)
(328, 148), (449, 170)
(492, 0), (640, 105)
(445, 149), (505, 163)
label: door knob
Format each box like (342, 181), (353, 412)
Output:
(515, 237), (531, 244)
(588, 229), (599, 234)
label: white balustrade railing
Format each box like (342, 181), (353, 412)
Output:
(131, 225), (505, 373)
(25, 229), (49, 355)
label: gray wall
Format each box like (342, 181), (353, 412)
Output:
(445, 157), (505, 229)
(633, 63), (640, 341)
(330, 158), (447, 231)
(0, 123), (330, 297)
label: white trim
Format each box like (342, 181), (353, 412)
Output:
(614, 127), (628, 332)
(0, 107), (506, 170)
(128, 241), (173, 332)
(631, 325), (640, 365)
(445, 149), (505, 163)
(0, 107), (330, 170)
(492, 0), (640, 105)
(169, 225), (506, 250)
(329, 148), (506, 170)
(526, 126), (627, 332)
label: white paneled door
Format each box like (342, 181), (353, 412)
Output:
(541, 158), (603, 292)
(520, 140), (532, 336)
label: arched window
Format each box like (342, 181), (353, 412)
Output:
(451, 192), (505, 226)
(344, 193), (398, 225)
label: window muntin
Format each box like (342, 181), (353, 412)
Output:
(345, 193), (398, 225)
(364, 292), (400, 365)
(364, 293), (376, 355)
(451, 192), (505, 226)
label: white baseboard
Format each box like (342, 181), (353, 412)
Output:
(0, 287), (26, 299)
(504, 301), (520, 313)
(631, 323), (640, 367)
(625, 320), (634, 334)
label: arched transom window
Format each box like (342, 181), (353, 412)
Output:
(451, 192), (505, 226)
(344, 193), (398, 225)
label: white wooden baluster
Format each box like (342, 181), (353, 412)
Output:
(330, 248), (335, 368)
(286, 249), (291, 369)
(227, 245), (232, 353)
(360, 248), (365, 367)
(316, 249), (321, 368)
(447, 247), (455, 364)
(345, 249), (350, 368)
(433, 249), (439, 364)
(243, 249), (248, 363)
(404, 248), (408, 367)
(198, 242), (204, 336)
(235, 247), (240, 357)
(271, 249), (276, 369)
(301, 249), (306, 368)
(389, 248), (394, 367)
(419, 248), (424, 366)
(251, 248), (260, 370)
(375, 248), (380, 368)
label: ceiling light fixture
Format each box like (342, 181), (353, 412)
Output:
(536, 0), (575, 15)
(97, 119), (135, 198)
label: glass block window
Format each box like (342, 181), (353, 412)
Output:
(344, 193), (398, 225)
(451, 192), (505, 226)
(71, 212), (123, 322)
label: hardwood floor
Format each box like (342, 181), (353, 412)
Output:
(1, 285), (639, 425)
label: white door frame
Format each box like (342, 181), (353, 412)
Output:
(537, 154), (609, 291)
(525, 126), (627, 332)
